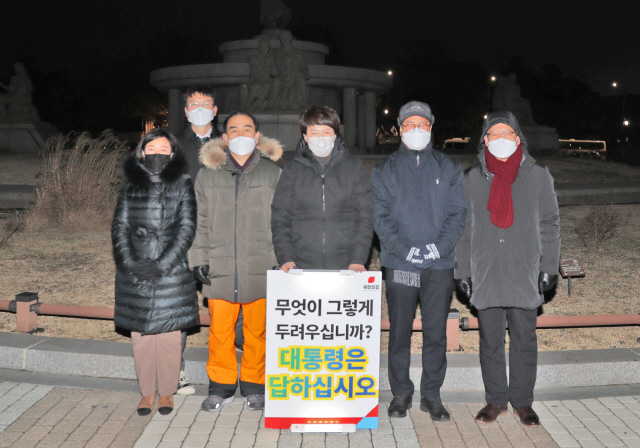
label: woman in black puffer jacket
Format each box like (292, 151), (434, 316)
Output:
(112, 128), (198, 416)
(271, 106), (373, 272)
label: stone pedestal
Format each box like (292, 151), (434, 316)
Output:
(152, 35), (392, 152)
(521, 125), (559, 153)
(0, 122), (58, 153)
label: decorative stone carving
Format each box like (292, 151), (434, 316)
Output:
(493, 73), (536, 126)
(0, 62), (41, 122)
(260, 0), (291, 29)
(244, 38), (277, 111)
(268, 30), (309, 111)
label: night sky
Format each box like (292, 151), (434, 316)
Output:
(1, 0), (637, 133)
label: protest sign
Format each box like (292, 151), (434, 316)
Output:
(265, 270), (382, 431)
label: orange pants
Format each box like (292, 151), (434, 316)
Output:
(207, 298), (266, 397)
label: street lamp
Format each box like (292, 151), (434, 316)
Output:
(612, 81), (627, 125)
(487, 75), (497, 113)
(388, 70), (393, 76)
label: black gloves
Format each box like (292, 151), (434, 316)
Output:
(455, 278), (472, 300)
(193, 265), (212, 286)
(130, 259), (162, 281)
(538, 272), (558, 294)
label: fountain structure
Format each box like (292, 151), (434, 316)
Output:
(150, 3), (392, 151)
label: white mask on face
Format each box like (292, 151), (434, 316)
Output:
(187, 107), (214, 126)
(307, 136), (335, 157)
(487, 138), (518, 158)
(402, 128), (431, 150)
(228, 136), (256, 156)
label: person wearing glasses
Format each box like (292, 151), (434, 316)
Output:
(370, 101), (466, 421)
(174, 86), (220, 396)
(454, 111), (560, 427)
(178, 85), (219, 182)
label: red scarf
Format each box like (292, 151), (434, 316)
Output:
(484, 145), (522, 228)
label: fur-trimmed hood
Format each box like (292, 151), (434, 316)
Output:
(124, 149), (189, 188)
(199, 136), (283, 170)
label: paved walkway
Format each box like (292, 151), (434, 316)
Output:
(4, 378), (640, 447)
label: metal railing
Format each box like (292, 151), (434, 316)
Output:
(2, 293), (639, 352)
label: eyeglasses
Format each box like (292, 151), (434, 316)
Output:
(401, 122), (431, 132)
(186, 101), (215, 110)
(486, 132), (516, 141)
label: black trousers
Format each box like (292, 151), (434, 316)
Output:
(477, 307), (538, 408)
(385, 268), (453, 398)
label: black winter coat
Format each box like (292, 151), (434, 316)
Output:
(112, 151), (199, 335)
(271, 137), (373, 269)
(371, 143), (466, 271)
(177, 125), (219, 182)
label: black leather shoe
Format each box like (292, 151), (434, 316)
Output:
(420, 396), (450, 422)
(513, 406), (541, 427)
(475, 403), (508, 424)
(388, 394), (412, 418)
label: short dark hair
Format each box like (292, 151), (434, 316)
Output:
(183, 85), (216, 105)
(224, 111), (260, 132)
(299, 106), (341, 136)
(134, 128), (179, 160)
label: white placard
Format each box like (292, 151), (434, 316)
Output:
(265, 270), (382, 430)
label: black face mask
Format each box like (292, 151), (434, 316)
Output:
(143, 154), (171, 173)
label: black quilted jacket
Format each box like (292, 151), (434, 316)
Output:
(271, 137), (373, 269)
(111, 150), (199, 335)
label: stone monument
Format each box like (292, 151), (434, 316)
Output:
(260, 0), (291, 30)
(267, 30), (309, 110)
(492, 72), (558, 152)
(0, 62), (57, 153)
(150, 2), (391, 151)
(244, 38), (277, 111)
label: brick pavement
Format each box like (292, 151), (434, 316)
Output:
(0, 382), (151, 448)
(536, 396), (640, 448)
(5, 380), (640, 447)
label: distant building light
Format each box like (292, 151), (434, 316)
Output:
(388, 70), (393, 76)
(384, 109), (389, 114)
(490, 76), (496, 82)
(624, 120), (629, 126)
(484, 114), (488, 119)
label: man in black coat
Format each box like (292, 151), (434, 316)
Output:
(454, 111), (560, 427)
(371, 101), (466, 421)
(174, 85), (220, 395)
(177, 85), (219, 182)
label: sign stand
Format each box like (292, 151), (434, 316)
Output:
(265, 269), (382, 432)
(559, 258), (586, 297)
(291, 423), (356, 433)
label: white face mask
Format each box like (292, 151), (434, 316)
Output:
(487, 138), (518, 158)
(187, 107), (214, 126)
(228, 136), (256, 156)
(307, 136), (335, 157)
(402, 128), (431, 150)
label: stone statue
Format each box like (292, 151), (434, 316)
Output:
(244, 38), (277, 111)
(0, 62), (41, 122)
(260, 0), (291, 29)
(492, 73), (535, 125)
(268, 30), (309, 111)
